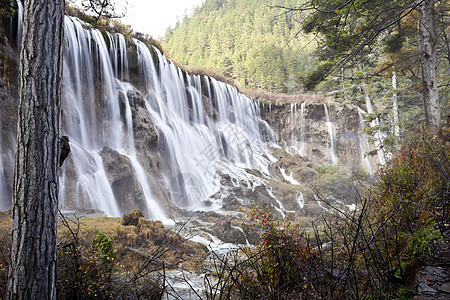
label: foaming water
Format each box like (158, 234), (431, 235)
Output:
(134, 40), (276, 210)
(323, 104), (338, 165)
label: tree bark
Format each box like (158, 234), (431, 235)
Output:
(420, 0), (441, 135)
(6, 1), (65, 299)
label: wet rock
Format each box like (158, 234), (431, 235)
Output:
(127, 89), (146, 108)
(418, 282), (438, 295)
(421, 266), (448, 281)
(133, 106), (159, 152)
(100, 147), (147, 214)
(437, 282), (450, 294)
(262, 99), (379, 173)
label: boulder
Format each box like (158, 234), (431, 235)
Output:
(122, 209), (144, 226)
(100, 147), (147, 214)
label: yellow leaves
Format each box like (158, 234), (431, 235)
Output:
(334, 9), (340, 14)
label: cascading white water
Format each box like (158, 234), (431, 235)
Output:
(62, 17), (169, 222)
(296, 192), (305, 210)
(16, 0), (22, 48)
(0, 1), (22, 211)
(357, 108), (373, 175)
(0, 153), (6, 211)
(290, 103), (297, 150)
(35, 15), (276, 220)
(323, 104), (338, 165)
(279, 167), (300, 185)
(299, 102), (306, 156)
(134, 39), (275, 210)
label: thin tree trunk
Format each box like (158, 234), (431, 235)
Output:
(362, 82), (386, 165)
(392, 71), (400, 138)
(358, 62), (387, 165)
(6, 0), (65, 299)
(420, 0), (441, 135)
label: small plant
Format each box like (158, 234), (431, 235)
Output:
(93, 231), (115, 275)
(407, 225), (440, 258)
(315, 164), (337, 174)
(394, 287), (413, 300)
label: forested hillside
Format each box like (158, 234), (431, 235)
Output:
(164, 0), (449, 149)
(163, 0), (313, 92)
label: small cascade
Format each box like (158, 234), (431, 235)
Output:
(296, 192), (305, 210)
(290, 103), (297, 150)
(118, 34), (129, 81)
(372, 118), (388, 165)
(323, 104), (338, 165)
(65, 144), (121, 216)
(234, 226), (251, 246)
(16, 0), (22, 48)
(299, 102), (306, 156)
(357, 108), (373, 174)
(0, 150), (14, 211)
(279, 167), (300, 185)
(0, 157), (6, 211)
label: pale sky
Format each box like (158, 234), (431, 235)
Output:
(122, 0), (205, 39)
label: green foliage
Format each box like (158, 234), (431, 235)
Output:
(407, 225), (440, 258)
(57, 243), (111, 299)
(93, 231), (115, 274)
(376, 140), (449, 223)
(0, 0), (18, 17)
(394, 287), (413, 300)
(163, 0), (315, 92)
(314, 164), (337, 174)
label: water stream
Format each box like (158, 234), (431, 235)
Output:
(299, 102), (306, 156)
(323, 104), (338, 165)
(357, 108), (373, 175)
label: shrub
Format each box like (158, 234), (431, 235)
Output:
(231, 206), (315, 299)
(93, 231), (115, 275)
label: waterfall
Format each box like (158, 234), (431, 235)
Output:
(323, 104), (338, 165)
(279, 167), (300, 185)
(134, 39), (275, 210)
(39, 15), (276, 219)
(296, 192), (305, 210)
(16, 0), (22, 48)
(0, 156), (6, 211)
(299, 102), (306, 156)
(290, 103), (297, 150)
(62, 17), (170, 221)
(287, 102), (303, 155)
(357, 108), (373, 175)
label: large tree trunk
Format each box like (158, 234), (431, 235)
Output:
(6, 0), (65, 299)
(420, 0), (441, 135)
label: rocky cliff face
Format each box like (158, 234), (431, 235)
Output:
(260, 96), (378, 174)
(0, 15), (380, 243)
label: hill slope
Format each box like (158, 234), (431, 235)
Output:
(163, 0), (314, 92)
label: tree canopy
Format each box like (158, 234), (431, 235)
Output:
(163, 0), (315, 92)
